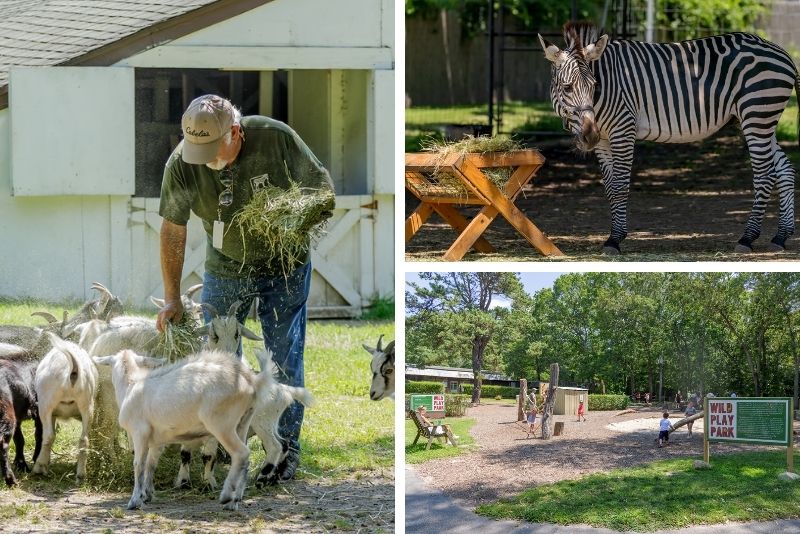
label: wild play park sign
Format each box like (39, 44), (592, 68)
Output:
(703, 397), (794, 472)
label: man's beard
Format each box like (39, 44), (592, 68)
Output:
(205, 158), (230, 171)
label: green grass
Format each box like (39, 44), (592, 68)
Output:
(359, 296), (395, 320)
(405, 417), (476, 463)
(477, 451), (800, 531)
(777, 95), (798, 143)
(0, 299), (394, 493)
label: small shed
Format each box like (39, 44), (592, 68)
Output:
(554, 386), (589, 416)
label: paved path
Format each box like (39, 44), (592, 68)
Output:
(405, 466), (800, 534)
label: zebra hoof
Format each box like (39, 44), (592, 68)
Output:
(734, 243), (753, 253)
(601, 246), (620, 256)
(767, 242), (786, 252)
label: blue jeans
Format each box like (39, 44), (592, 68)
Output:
(201, 262), (312, 452)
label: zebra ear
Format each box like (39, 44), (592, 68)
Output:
(584, 34), (609, 62)
(538, 34), (562, 65)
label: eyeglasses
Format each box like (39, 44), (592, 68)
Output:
(218, 167), (234, 207)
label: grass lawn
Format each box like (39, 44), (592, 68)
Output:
(406, 95), (799, 152)
(476, 451), (800, 532)
(0, 298), (394, 492)
(405, 416), (476, 464)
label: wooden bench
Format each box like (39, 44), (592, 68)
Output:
(405, 149), (563, 260)
(409, 410), (455, 450)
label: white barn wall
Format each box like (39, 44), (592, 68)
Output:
(0, 0), (394, 310)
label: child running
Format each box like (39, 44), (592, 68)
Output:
(577, 400), (586, 422)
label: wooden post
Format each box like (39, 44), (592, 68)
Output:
(541, 363), (560, 440)
(518, 379), (527, 421)
(789, 397), (795, 473)
(703, 396), (710, 464)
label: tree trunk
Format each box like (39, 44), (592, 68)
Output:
(667, 411), (704, 435)
(541, 363), (560, 440)
(518, 379), (527, 421)
(470, 334), (489, 404)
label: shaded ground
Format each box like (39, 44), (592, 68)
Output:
(411, 402), (799, 510)
(405, 127), (800, 261)
(0, 473), (394, 533)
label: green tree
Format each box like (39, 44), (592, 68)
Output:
(406, 272), (524, 403)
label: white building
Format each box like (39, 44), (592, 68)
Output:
(0, 0), (394, 316)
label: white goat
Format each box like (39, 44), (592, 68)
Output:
(174, 300), (261, 489)
(362, 335), (395, 401)
(93, 349), (274, 510)
(32, 334), (98, 480)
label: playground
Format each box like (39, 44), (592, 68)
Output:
(407, 400), (800, 530)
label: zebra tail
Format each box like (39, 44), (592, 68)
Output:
(796, 73), (800, 148)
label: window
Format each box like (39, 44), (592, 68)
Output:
(134, 69), (285, 197)
(449, 380), (459, 393)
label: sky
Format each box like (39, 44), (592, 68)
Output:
(405, 272), (564, 308)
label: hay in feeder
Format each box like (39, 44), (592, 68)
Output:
(155, 314), (201, 363)
(232, 180), (334, 276)
(420, 135), (523, 195)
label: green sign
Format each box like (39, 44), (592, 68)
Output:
(409, 394), (445, 412)
(706, 398), (791, 446)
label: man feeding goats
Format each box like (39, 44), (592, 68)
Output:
(156, 94), (335, 483)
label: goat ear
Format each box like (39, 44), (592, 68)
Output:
(194, 323), (212, 336)
(93, 355), (115, 366)
(538, 34), (563, 65)
(362, 343), (375, 354)
(584, 34), (609, 61)
(150, 296), (165, 309)
(241, 325), (262, 341)
(135, 355), (166, 368)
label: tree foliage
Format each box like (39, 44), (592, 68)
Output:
(406, 272), (800, 407)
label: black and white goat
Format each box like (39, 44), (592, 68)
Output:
(362, 335), (395, 400)
(0, 346), (42, 486)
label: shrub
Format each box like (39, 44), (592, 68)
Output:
(406, 380), (445, 394)
(589, 394), (629, 411)
(462, 384), (519, 399)
(445, 394), (470, 417)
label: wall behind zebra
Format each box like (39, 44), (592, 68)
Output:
(763, 1), (800, 60)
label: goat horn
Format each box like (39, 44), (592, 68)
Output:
(227, 300), (243, 318)
(31, 311), (58, 323)
(184, 283), (203, 299)
(376, 334), (384, 352)
(90, 282), (112, 296)
(200, 302), (220, 318)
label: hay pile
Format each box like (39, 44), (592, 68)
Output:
(232, 181), (334, 275)
(420, 135), (523, 196)
(155, 314), (201, 363)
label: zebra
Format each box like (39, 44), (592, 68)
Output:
(539, 22), (800, 254)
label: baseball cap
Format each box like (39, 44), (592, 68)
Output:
(180, 95), (235, 164)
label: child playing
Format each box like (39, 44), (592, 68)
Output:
(577, 400), (586, 422)
(684, 400), (698, 437)
(658, 412), (671, 447)
(526, 404), (538, 438)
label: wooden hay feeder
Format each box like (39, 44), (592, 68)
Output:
(405, 149), (563, 260)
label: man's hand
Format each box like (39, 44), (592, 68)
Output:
(156, 299), (184, 332)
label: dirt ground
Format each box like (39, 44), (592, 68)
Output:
(0, 472), (394, 533)
(405, 127), (800, 261)
(410, 402), (799, 510)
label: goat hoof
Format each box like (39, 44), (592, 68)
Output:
(601, 245), (620, 255)
(734, 243), (753, 253)
(222, 499), (240, 511)
(15, 462), (30, 473)
(174, 479), (190, 490)
(767, 242), (786, 252)
(4, 477), (17, 487)
(127, 501), (142, 510)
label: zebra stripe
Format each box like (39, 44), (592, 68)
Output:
(542, 23), (798, 253)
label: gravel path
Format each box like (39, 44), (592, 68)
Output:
(413, 402), (797, 509)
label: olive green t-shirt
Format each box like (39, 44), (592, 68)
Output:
(159, 116), (335, 278)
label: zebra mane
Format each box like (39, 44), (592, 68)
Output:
(563, 22), (601, 55)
